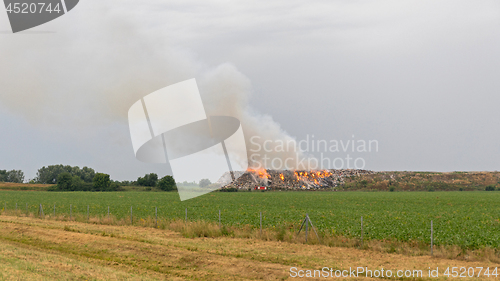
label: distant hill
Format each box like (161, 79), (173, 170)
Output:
(343, 171), (500, 191)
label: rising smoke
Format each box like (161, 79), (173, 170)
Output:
(0, 1), (311, 170)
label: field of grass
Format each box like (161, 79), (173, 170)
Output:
(2, 216), (499, 280)
(1, 191), (499, 250)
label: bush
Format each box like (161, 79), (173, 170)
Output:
(50, 172), (117, 192)
(485, 185), (496, 191)
(55, 173), (88, 191)
(220, 187), (238, 192)
(93, 173), (111, 191)
(56, 172), (73, 191)
(389, 186), (395, 192)
(108, 182), (122, 192)
(137, 173), (158, 187)
(157, 175), (177, 191)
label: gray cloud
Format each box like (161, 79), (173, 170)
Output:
(0, 0), (499, 180)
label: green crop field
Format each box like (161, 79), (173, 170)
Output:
(1, 191), (499, 249)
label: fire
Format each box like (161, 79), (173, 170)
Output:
(247, 169), (333, 185)
(247, 168), (270, 179)
(294, 170), (333, 183)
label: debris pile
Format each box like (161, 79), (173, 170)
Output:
(218, 169), (373, 190)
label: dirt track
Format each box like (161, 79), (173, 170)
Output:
(0, 216), (498, 280)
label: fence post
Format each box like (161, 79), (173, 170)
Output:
(54, 204), (56, 217)
(87, 205), (89, 221)
(108, 206), (110, 219)
(361, 216), (363, 248)
(130, 206), (133, 225)
(431, 220), (433, 256)
(39, 204), (44, 218)
(155, 207), (157, 228)
(26, 203), (28, 215)
(305, 213), (309, 243)
(260, 211), (262, 237)
(185, 208), (187, 222)
(15, 203), (17, 211)
(70, 204), (72, 220)
(219, 210), (221, 228)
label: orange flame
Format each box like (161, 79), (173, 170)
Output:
(293, 170), (332, 183)
(248, 169), (333, 184)
(247, 168), (270, 179)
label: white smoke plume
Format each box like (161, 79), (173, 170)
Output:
(0, 1), (312, 170)
(198, 64), (312, 169)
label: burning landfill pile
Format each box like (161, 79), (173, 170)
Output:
(217, 168), (373, 190)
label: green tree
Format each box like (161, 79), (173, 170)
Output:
(70, 175), (85, 191)
(158, 175), (177, 191)
(55, 173), (87, 191)
(137, 173), (158, 187)
(0, 170), (7, 182)
(0, 170), (25, 183)
(199, 178), (211, 188)
(93, 173), (111, 191)
(6, 170), (24, 183)
(36, 165), (95, 184)
(56, 173), (73, 191)
(77, 166), (96, 183)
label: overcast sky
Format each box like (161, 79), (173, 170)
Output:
(0, 0), (499, 181)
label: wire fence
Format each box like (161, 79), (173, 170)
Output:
(0, 202), (436, 255)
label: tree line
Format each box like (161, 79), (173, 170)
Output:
(36, 165), (95, 184)
(135, 173), (177, 191)
(0, 165), (177, 192)
(0, 170), (25, 183)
